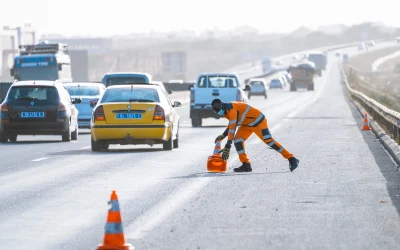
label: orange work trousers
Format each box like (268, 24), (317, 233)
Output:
(233, 118), (293, 163)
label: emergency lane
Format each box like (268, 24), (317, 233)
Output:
(0, 45), (399, 249)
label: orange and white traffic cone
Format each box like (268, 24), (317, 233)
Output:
(207, 140), (227, 172)
(361, 113), (371, 130)
(213, 140), (222, 156)
(97, 191), (134, 250)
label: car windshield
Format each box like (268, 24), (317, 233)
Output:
(15, 66), (58, 81)
(250, 81), (264, 86)
(101, 87), (160, 103)
(7, 86), (59, 102)
(105, 76), (148, 86)
(65, 85), (101, 96)
(197, 76), (238, 88)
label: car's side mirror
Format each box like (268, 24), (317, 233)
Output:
(90, 101), (98, 108)
(72, 98), (82, 104)
(188, 84), (194, 90)
(244, 85), (251, 91)
(173, 101), (182, 107)
(168, 90), (173, 94)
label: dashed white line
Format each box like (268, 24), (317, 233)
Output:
(80, 146), (91, 150)
(31, 157), (49, 162)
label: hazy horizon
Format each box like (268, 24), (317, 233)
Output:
(1, 0), (399, 37)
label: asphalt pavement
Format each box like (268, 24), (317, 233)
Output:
(0, 46), (399, 250)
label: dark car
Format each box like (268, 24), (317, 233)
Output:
(0, 80), (81, 143)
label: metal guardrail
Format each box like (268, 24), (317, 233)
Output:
(341, 65), (400, 142)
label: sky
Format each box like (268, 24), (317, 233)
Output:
(1, 0), (399, 37)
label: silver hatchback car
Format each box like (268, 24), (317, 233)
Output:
(247, 78), (268, 99)
(64, 82), (106, 128)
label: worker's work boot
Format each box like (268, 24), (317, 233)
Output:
(234, 162), (252, 172)
(289, 157), (299, 172)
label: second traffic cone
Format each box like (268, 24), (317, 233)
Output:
(361, 113), (371, 130)
(207, 140), (227, 172)
(97, 191), (134, 250)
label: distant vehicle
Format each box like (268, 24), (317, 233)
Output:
(152, 81), (173, 94)
(358, 42), (366, 51)
(307, 51), (326, 76)
(189, 73), (247, 127)
(281, 72), (292, 83)
(64, 82), (106, 128)
(89, 84), (181, 151)
(343, 53), (349, 61)
(365, 40), (375, 47)
(10, 42), (72, 82)
(279, 75), (288, 87)
(269, 78), (284, 89)
(288, 61), (315, 91)
(262, 56), (273, 73)
(101, 72), (152, 87)
(168, 79), (184, 84)
(247, 78), (268, 99)
(0, 80), (81, 143)
(335, 51), (342, 57)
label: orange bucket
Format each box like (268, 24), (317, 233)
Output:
(207, 141), (227, 172)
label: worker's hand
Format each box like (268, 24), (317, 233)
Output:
(215, 134), (225, 143)
(220, 143), (231, 161)
(221, 147), (230, 161)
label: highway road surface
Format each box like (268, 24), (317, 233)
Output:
(0, 45), (399, 250)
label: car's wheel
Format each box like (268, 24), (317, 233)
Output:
(8, 134), (17, 142)
(101, 142), (109, 151)
(264, 94), (267, 99)
(173, 125), (179, 149)
(91, 136), (102, 151)
(71, 125), (78, 140)
(308, 83), (314, 91)
(62, 120), (72, 142)
(0, 131), (8, 143)
(191, 118), (202, 127)
(163, 132), (173, 150)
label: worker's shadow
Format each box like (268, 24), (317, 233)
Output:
(168, 170), (288, 180)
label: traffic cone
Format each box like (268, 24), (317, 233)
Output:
(361, 113), (371, 130)
(97, 191), (134, 250)
(213, 140), (222, 156)
(207, 140), (227, 172)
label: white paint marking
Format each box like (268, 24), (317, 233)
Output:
(126, 176), (215, 239)
(31, 157), (49, 162)
(80, 146), (91, 150)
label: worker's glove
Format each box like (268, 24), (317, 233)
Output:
(215, 134), (225, 143)
(221, 143), (231, 161)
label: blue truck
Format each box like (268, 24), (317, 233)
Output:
(10, 42), (73, 82)
(306, 51), (327, 76)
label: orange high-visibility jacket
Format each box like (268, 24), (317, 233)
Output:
(222, 102), (265, 143)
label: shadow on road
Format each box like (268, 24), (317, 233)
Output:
(346, 87), (400, 215)
(46, 147), (164, 156)
(168, 170), (288, 180)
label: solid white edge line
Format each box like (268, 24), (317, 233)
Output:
(31, 157), (49, 162)
(79, 146), (91, 150)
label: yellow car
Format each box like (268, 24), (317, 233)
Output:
(90, 84), (181, 151)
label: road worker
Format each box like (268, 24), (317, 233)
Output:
(212, 98), (299, 172)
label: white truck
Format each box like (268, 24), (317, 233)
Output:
(189, 73), (249, 127)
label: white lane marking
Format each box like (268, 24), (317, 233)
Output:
(126, 176), (215, 239)
(80, 146), (91, 150)
(31, 157), (49, 162)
